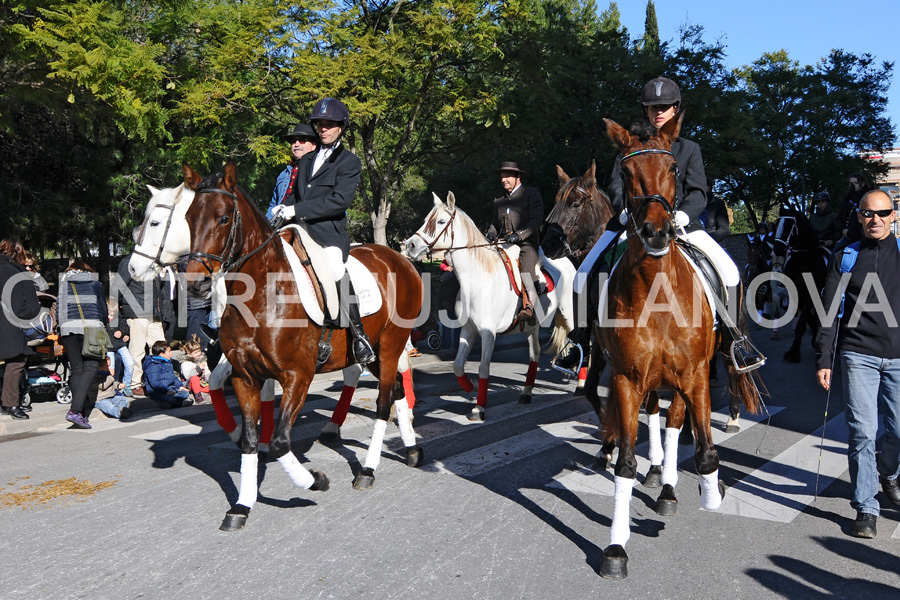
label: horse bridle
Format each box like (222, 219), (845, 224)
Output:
(411, 208), (459, 255)
(548, 180), (595, 259)
(132, 200), (178, 268)
(619, 148), (676, 231)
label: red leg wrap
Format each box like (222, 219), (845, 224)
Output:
(578, 367), (587, 382)
(259, 400), (275, 445)
(457, 374), (474, 393)
(525, 361), (539, 388)
(210, 388), (237, 433)
(330, 385), (355, 426)
(402, 369), (415, 409)
(477, 378), (489, 407)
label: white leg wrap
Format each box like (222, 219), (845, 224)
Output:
(610, 476), (635, 547)
(662, 428), (680, 487)
(236, 453), (259, 509)
(277, 451), (315, 489)
(363, 419), (388, 470)
(394, 400), (416, 448)
(647, 412), (663, 466)
(699, 469), (723, 510)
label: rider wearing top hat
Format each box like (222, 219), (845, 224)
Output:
(486, 162), (544, 325)
(607, 76), (764, 371)
(270, 98), (374, 365)
(265, 123), (319, 221)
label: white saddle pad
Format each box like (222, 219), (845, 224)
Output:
(278, 229), (381, 326)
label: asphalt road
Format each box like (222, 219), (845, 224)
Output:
(0, 327), (898, 600)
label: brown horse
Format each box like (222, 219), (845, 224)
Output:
(598, 116), (762, 579)
(181, 162), (424, 531)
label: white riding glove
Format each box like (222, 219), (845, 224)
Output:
(673, 210), (690, 229)
(271, 204), (295, 221)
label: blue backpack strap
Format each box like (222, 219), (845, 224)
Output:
(839, 242), (860, 273)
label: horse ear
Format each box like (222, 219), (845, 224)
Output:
(146, 184), (160, 196)
(658, 111), (683, 145)
(582, 161), (596, 186)
(604, 118), (631, 151)
(447, 191), (456, 211)
(183, 165), (202, 191)
(432, 192), (442, 207)
(223, 160), (238, 191)
(556, 165), (571, 185)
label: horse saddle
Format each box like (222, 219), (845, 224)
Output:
(277, 225), (381, 326)
(496, 245), (555, 298)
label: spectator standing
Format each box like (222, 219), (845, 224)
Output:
(0, 239), (40, 420)
(117, 253), (166, 396)
(815, 190), (900, 538)
(58, 260), (109, 429)
(23, 251), (49, 292)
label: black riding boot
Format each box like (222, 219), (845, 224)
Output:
(339, 272), (375, 365)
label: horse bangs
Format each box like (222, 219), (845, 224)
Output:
(422, 206), (441, 237)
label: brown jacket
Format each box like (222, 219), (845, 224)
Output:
(487, 184), (544, 247)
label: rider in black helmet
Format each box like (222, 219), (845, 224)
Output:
(270, 97), (375, 366)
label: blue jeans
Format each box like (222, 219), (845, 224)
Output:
(147, 388), (189, 408)
(107, 348), (134, 389)
(96, 395), (129, 419)
(841, 350), (900, 515)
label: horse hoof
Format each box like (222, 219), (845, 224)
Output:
(518, 394), (532, 405)
(352, 467), (376, 490)
(724, 420), (740, 434)
(406, 445), (425, 468)
(467, 407), (485, 422)
(644, 465), (663, 488)
(656, 484), (678, 516)
(573, 387), (586, 397)
(594, 452), (613, 471)
(219, 504), (251, 532)
(599, 544), (628, 579)
(317, 430), (342, 446)
(310, 469), (330, 492)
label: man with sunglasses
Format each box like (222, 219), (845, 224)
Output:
(815, 189), (900, 538)
(265, 123), (319, 222)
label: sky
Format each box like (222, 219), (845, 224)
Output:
(613, 0), (899, 145)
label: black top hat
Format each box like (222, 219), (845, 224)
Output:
(281, 123), (318, 141)
(494, 161), (527, 175)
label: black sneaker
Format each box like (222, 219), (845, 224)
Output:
(850, 512), (877, 538)
(119, 407), (134, 421)
(881, 476), (900, 506)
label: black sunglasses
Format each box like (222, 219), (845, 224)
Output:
(286, 137), (315, 144)
(859, 208), (893, 218)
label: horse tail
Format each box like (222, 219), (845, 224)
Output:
(728, 287), (767, 414)
(545, 311), (571, 356)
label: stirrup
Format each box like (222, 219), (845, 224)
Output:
(552, 341), (583, 376)
(729, 336), (766, 373)
(353, 336), (375, 365)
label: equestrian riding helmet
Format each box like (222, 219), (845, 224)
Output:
(641, 77), (681, 107)
(814, 191), (830, 202)
(310, 98), (350, 128)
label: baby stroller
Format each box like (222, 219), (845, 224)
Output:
(410, 316), (442, 351)
(21, 365), (71, 407)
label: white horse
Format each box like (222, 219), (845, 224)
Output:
(128, 184), (414, 447)
(404, 192), (575, 421)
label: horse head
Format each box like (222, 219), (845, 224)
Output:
(182, 161), (266, 299)
(542, 161), (614, 260)
(129, 183), (195, 282)
(604, 115), (681, 257)
(772, 204), (819, 259)
(404, 191), (481, 261)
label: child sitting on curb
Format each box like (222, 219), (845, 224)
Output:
(180, 336), (211, 404)
(142, 340), (193, 408)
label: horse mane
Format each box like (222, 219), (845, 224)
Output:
(435, 204), (500, 273)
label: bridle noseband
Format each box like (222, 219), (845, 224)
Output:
(132, 201), (178, 267)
